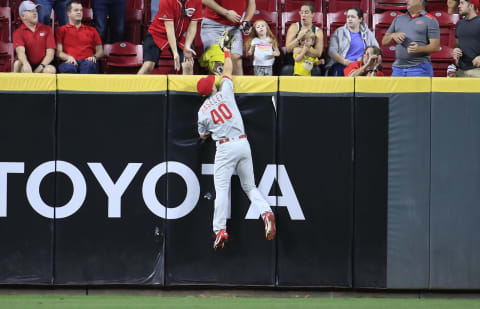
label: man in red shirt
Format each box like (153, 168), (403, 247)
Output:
(13, 1), (56, 74)
(200, 0), (255, 75)
(137, 0), (202, 75)
(56, 1), (103, 74)
(344, 45), (385, 76)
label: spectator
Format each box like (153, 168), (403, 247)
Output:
(91, 0), (127, 43)
(245, 20), (280, 76)
(282, 2), (323, 75)
(36, 0), (68, 27)
(201, 0), (256, 75)
(326, 7), (378, 76)
(56, 1), (103, 74)
(13, 1), (56, 73)
(293, 29), (323, 76)
(382, 0), (440, 77)
(452, 0), (480, 77)
(137, 0), (202, 75)
(344, 45), (385, 76)
(447, 0), (460, 13)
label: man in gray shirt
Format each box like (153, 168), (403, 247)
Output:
(453, 0), (480, 77)
(382, 0), (440, 76)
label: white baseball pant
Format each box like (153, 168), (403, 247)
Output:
(213, 138), (272, 233)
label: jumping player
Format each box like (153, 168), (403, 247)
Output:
(196, 48), (276, 250)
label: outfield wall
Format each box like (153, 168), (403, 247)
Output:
(0, 74), (478, 289)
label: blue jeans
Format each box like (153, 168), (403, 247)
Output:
(392, 62), (434, 77)
(92, 0), (127, 43)
(151, 0), (159, 22)
(58, 60), (98, 74)
(329, 62), (346, 76)
(36, 0), (68, 26)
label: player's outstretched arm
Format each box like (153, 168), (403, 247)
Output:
(223, 48), (233, 78)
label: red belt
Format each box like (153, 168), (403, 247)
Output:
(218, 134), (246, 145)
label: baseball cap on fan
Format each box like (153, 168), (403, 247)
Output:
(19, 1), (41, 16)
(468, 0), (479, 8)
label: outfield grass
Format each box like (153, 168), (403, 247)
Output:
(0, 295), (480, 309)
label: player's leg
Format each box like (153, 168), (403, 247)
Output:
(213, 145), (236, 234)
(235, 140), (276, 240)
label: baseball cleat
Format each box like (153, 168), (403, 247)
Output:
(213, 229), (229, 249)
(263, 212), (276, 240)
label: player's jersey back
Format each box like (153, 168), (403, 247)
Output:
(197, 77), (245, 141)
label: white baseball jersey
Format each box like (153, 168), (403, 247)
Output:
(197, 76), (245, 141)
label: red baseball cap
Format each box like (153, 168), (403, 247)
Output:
(469, 0), (479, 8)
(197, 75), (215, 96)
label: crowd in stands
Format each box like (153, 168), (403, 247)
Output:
(1, 0), (479, 77)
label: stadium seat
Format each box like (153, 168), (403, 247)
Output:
(151, 59), (178, 74)
(373, 11), (403, 46)
(82, 7), (94, 27)
(431, 45), (454, 77)
(0, 7), (11, 42)
(326, 9), (370, 38)
(250, 10), (279, 37)
(380, 45), (395, 76)
(430, 11), (459, 47)
(125, 8), (143, 44)
(372, 0), (406, 13)
(281, 11), (323, 38)
(80, 0), (91, 8)
(102, 41), (143, 74)
(426, 0), (447, 12)
(256, 0), (279, 11)
(327, 0), (369, 13)
(0, 41), (13, 72)
(283, 0), (322, 12)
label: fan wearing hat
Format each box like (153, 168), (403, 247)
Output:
(13, 1), (56, 73)
(453, 0), (480, 77)
(196, 48), (276, 250)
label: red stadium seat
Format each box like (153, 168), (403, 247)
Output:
(102, 41), (143, 74)
(431, 45), (454, 76)
(250, 10), (279, 37)
(380, 45), (395, 76)
(372, 0), (406, 13)
(151, 59), (178, 74)
(430, 11), (459, 47)
(281, 11), (323, 38)
(256, 0), (279, 11)
(0, 41), (13, 72)
(373, 11), (403, 46)
(283, 0), (322, 12)
(326, 9), (370, 38)
(426, 0), (447, 12)
(80, 0), (91, 8)
(82, 7), (94, 26)
(0, 7), (11, 42)
(125, 8), (143, 44)
(327, 0), (369, 13)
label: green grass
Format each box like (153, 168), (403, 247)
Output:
(0, 295), (480, 309)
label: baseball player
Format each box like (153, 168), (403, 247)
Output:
(196, 48), (276, 250)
